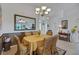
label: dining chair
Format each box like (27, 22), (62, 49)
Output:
(36, 40), (45, 55)
(1, 45), (17, 55)
(0, 36), (3, 54)
(14, 35), (30, 55)
(21, 38), (30, 47)
(0, 35), (18, 55)
(32, 31), (40, 35)
(51, 35), (59, 54)
(43, 37), (53, 55)
(36, 37), (53, 55)
(46, 30), (53, 36)
(18, 32), (25, 43)
(24, 32), (32, 36)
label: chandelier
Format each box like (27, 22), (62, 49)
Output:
(35, 6), (51, 16)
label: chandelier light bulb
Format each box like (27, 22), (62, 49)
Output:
(35, 6), (51, 16)
(47, 8), (51, 12)
(35, 11), (39, 14)
(45, 11), (48, 14)
(41, 6), (47, 10)
(35, 8), (40, 11)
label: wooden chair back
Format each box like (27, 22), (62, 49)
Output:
(13, 35), (21, 55)
(37, 40), (45, 48)
(44, 37), (53, 54)
(36, 39), (45, 54)
(14, 35), (30, 55)
(46, 30), (53, 36)
(51, 35), (59, 54)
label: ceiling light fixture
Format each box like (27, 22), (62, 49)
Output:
(35, 6), (51, 16)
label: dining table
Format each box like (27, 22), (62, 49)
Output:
(23, 35), (52, 55)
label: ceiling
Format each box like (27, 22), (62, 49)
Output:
(25, 3), (79, 17)
(0, 3), (79, 17)
(23, 3), (79, 8)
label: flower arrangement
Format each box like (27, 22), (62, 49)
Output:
(71, 26), (77, 33)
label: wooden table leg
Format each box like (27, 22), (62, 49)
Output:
(30, 43), (33, 55)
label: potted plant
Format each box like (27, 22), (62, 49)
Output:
(71, 25), (78, 42)
(71, 26), (77, 33)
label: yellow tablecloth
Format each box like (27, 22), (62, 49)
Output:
(23, 35), (51, 55)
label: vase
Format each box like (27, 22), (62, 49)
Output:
(71, 32), (79, 43)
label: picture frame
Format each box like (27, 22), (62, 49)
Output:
(61, 20), (68, 29)
(14, 14), (36, 31)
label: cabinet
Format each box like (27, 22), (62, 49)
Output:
(59, 32), (70, 42)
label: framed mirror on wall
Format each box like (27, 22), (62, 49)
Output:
(14, 14), (36, 31)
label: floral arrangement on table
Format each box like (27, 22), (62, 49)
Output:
(71, 26), (77, 33)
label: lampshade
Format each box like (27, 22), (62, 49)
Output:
(47, 8), (51, 12)
(45, 11), (48, 14)
(35, 8), (40, 11)
(41, 6), (47, 10)
(35, 6), (51, 16)
(35, 11), (39, 14)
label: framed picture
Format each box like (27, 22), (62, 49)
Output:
(14, 14), (36, 31)
(61, 20), (68, 29)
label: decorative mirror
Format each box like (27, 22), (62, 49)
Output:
(14, 14), (36, 31)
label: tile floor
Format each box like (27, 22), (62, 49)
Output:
(1, 40), (79, 55)
(57, 40), (79, 55)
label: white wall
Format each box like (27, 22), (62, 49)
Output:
(0, 3), (79, 42)
(0, 3), (38, 33)
(47, 4), (79, 35)
(1, 3), (79, 34)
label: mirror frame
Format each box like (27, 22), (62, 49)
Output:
(14, 14), (36, 31)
